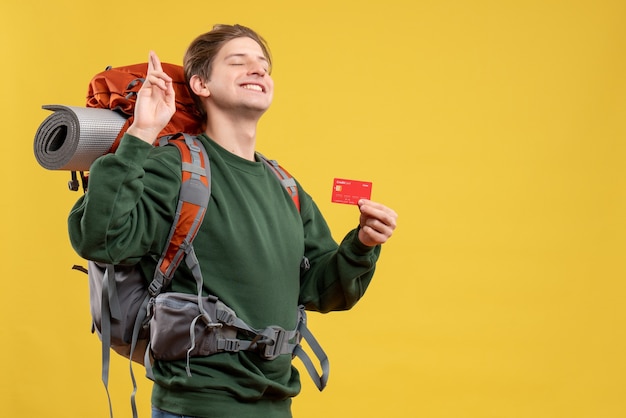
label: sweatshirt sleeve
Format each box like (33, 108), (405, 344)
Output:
(67, 134), (181, 265)
(297, 188), (381, 313)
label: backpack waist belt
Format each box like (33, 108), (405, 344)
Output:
(148, 291), (329, 391)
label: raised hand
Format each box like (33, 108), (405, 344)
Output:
(357, 200), (398, 247)
(126, 51), (176, 144)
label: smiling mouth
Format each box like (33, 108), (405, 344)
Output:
(241, 84), (264, 92)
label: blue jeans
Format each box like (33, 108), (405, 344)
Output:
(152, 406), (197, 418)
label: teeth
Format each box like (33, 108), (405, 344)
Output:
(242, 84), (262, 92)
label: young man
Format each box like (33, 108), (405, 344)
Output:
(68, 24), (397, 418)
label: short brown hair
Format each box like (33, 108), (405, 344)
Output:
(183, 24), (272, 118)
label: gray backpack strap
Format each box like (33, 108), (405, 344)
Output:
(293, 306), (330, 391)
(183, 247), (223, 377)
(256, 152), (300, 211)
(100, 264), (116, 418)
(128, 293), (151, 418)
(149, 133), (211, 296)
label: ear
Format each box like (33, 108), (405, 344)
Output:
(189, 74), (210, 97)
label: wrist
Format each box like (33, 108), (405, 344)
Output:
(355, 226), (377, 251)
(126, 125), (159, 144)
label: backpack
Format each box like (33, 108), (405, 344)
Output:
(77, 63), (327, 417)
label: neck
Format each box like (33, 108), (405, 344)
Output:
(204, 109), (262, 161)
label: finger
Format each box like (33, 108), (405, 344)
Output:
(359, 199), (397, 214)
(147, 51), (155, 73)
(146, 52), (172, 90)
(145, 73), (171, 91)
(362, 217), (394, 238)
(359, 201), (398, 230)
(149, 50), (164, 73)
(358, 224), (391, 246)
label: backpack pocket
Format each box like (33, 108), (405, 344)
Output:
(149, 292), (231, 361)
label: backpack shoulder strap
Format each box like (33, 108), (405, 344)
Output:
(257, 153), (300, 212)
(148, 133), (211, 297)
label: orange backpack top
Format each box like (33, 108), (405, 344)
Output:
(86, 62), (204, 154)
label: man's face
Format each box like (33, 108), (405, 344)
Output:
(205, 36), (274, 116)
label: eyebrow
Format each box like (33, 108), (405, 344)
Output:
(224, 53), (268, 63)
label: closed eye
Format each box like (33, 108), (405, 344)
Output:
(225, 53), (269, 71)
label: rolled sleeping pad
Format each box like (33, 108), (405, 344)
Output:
(34, 104), (127, 171)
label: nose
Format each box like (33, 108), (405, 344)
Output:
(248, 61), (267, 76)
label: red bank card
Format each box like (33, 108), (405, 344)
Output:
(331, 178), (372, 205)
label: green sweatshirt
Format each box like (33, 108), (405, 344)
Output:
(68, 133), (381, 418)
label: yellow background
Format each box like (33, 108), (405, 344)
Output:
(1, 0), (625, 417)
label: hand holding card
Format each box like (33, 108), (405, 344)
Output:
(330, 177), (397, 246)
